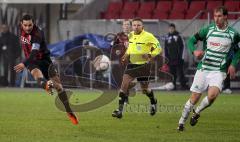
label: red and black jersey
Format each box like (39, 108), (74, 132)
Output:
(20, 25), (50, 65)
(111, 32), (129, 61)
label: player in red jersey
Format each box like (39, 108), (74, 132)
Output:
(14, 14), (78, 125)
(111, 19), (131, 64)
(111, 19), (132, 104)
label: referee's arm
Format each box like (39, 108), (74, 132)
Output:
(148, 36), (162, 58)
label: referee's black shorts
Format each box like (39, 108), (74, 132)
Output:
(124, 63), (155, 82)
(27, 57), (53, 80)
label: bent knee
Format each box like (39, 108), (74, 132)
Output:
(30, 68), (40, 74)
(190, 92), (202, 105)
(208, 94), (218, 101)
(30, 68), (43, 80)
(208, 86), (220, 100)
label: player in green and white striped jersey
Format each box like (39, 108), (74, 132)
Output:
(177, 6), (240, 131)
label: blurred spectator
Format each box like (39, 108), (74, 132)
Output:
(163, 23), (188, 90)
(0, 24), (20, 86)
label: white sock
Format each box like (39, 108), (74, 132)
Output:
(179, 99), (194, 125)
(195, 96), (211, 114)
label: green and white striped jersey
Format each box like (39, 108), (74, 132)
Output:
(188, 23), (240, 72)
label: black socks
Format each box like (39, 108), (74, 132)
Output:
(58, 90), (72, 113)
(145, 91), (156, 104)
(118, 91), (127, 112)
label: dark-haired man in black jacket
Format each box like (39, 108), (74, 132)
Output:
(164, 23), (187, 90)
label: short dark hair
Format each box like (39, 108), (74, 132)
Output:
(214, 6), (228, 16)
(21, 14), (34, 22)
(132, 17), (143, 23)
(169, 23), (175, 28)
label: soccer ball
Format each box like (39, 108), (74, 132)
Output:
(93, 55), (111, 71)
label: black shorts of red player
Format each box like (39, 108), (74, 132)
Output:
(26, 57), (55, 80)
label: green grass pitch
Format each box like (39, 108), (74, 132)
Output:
(0, 88), (240, 142)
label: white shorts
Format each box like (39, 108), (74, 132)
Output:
(190, 70), (227, 93)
